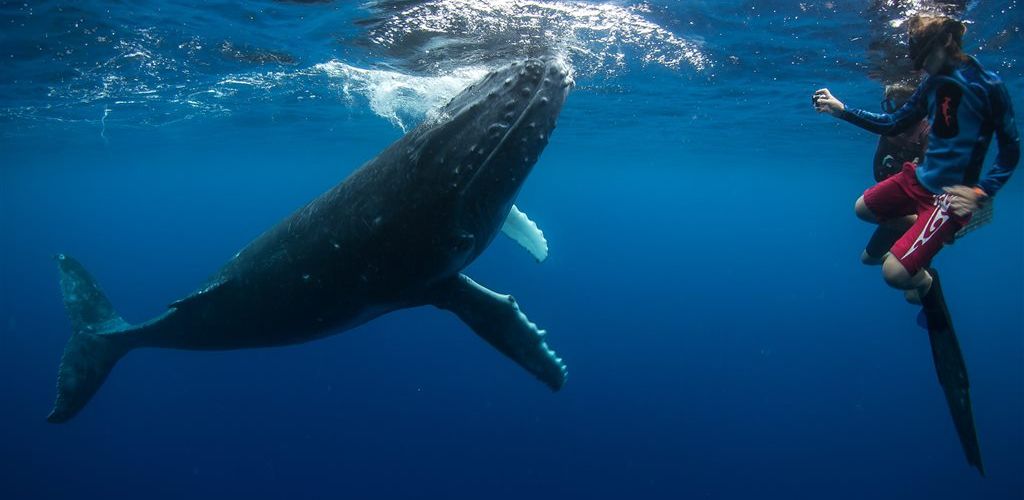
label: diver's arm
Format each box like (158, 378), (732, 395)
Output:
(977, 81), (1020, 197)
(837, 85), (928, 136)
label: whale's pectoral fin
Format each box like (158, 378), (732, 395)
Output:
(502, 205), (548, 262)
(430, 274), (566, 390)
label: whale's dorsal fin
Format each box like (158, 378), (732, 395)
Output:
(430, 274), (566, 391)
(169, 277), (233, 310)
(501, 205), (548, 262)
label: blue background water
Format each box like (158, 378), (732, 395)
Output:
(2, 1), (1022, 499)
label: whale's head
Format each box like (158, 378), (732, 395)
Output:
(406, 57), (572, 253)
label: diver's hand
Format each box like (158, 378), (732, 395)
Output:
(813, 88), (845, 115)
(943, 185), (988, 217)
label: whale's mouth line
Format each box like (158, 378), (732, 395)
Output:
(460, 78), (551, 198)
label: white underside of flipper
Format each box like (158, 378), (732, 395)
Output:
(501, 205), (548, 262)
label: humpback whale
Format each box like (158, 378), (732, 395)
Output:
(48, 58), (573, 422)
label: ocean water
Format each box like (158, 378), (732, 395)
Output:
(1, 1), (1022, 499)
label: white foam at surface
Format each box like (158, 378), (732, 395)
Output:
(0, 0), (710, 129)
(363, 0), (711, 74)
(314, 60), (489, 131)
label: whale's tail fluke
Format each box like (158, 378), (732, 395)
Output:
(48, 254), (135, 423)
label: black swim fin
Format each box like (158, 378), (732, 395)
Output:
(920, 268), (985, 476)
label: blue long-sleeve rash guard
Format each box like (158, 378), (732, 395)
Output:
(839, 56), (1020, 196)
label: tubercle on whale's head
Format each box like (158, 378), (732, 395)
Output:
(407, 56), (573, 248)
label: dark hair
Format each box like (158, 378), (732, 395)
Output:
(908, 15), (968, 62)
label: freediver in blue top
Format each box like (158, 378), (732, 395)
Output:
(812, 14), (1020, 476)
(816, 15), (1019, 290)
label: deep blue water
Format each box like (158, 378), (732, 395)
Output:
(2, 1), (1023, 499)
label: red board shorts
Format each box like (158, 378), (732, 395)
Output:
(863, 162), (971, 275)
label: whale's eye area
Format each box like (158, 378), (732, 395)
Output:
(453, 231), (475, 255)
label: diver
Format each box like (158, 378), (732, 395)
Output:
(861, 82), (930, 266)
(857, 2), (968, 265)
(873, 83), (929, 182)
(812, 14), (1020, 476)
(813, 14), (1019, 303)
